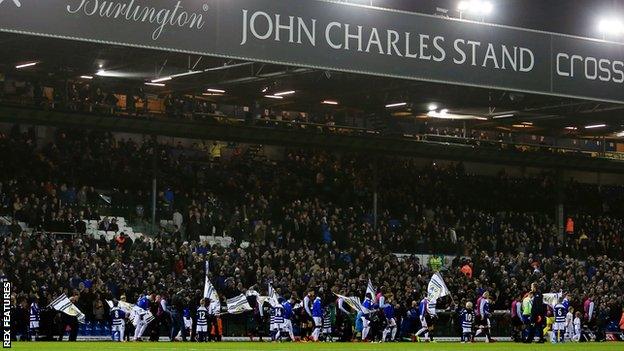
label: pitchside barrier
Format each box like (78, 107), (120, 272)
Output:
(51, 309), (512, 340)
(211, 309), (512, 338)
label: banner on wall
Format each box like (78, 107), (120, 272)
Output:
(1, 0), (623, 102)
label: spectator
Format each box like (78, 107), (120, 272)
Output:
(114, 232), (127, 250)
(173, 209), (183, 231)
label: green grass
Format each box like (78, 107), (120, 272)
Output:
(8, 342), (624, 351)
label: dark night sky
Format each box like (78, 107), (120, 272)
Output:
(368, 0), (624, 38)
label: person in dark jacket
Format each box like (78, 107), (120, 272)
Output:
(528, 282), (546, 343)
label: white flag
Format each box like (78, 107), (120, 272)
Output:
(144, 311), (155, 324)
(256, 296), (271, 308)
(427, 273), (451, 301)
(203, 260), (219, 302)
(244, 289), (269, 316)
(268, 282), (281, 308)
(336, 293), (372, 314)
(226, 294), (252, 314)
(48, 294), (86, 324)
(128, 305), (154, 327)
(106, 300), (134, 315)
(543, 292), (562, 307)
(366, 278), (377, 301)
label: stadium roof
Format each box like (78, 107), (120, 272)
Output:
(1, 0), (624, 139)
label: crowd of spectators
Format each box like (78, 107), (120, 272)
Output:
(1, 124), (624, 338)
(1, 75), (615, 160)
(3, 125), (623, 255)
(3, 224), (623, 338)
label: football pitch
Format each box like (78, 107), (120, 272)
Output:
(7, 342), (624, 351)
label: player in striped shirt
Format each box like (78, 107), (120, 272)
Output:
(29, 297), (40, 341)
(270, 301), (285, 341)
(196, 298), (209, 342)
(110, 300), (126, 342)
(552, 298), (567, 343)
(459, 302), (475, 343)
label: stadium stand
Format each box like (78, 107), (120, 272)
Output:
(4, 0), (624, 347)
(1, 125), (623, 343)
(0, 74), (621, 161)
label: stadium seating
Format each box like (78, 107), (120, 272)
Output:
(1, 126), (623, 341)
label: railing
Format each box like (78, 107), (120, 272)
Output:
(146, 309), (512, 338)
(420, 133), (612, 157)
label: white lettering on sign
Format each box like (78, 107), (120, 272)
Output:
(240, 9), (316, 46)
(241, 9), (536, 75)
(66, 0), (207, 41)
(556, 52), (624, 83)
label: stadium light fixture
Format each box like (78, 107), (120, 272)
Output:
(150, 70), (202, 83)
(481, 1), (493, 15)
(565, 126), (578, 131)
(616, 131), (624, 137)
(427, 110), (487, 120)
(428, 103), (439, 111)
(492, 113), (515, 119)
(151, 76), (173, 83)
(149, 63), (253, 84)
(274, 90), (295, 96)
(598, 18), (624, 37)
(95, 70), (144, 79)
(322, 100), (339, 105)
(16, 62), (38, 69)
(585, 124), (607, 129)
(80, 75), (94, 80)
(264, 95), (284, 99)
(145, 82), (166, 87)
(521, 122), (533, 126)
(458, 1), (493, 18)
(347, 0), (374, 5)
(207, 88), (226, 93)
(385, 102), (407, 108)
